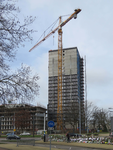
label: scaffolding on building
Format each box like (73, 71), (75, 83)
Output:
(48, 47), (85, 133)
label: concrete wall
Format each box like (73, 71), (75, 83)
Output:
(49, 51), (58, 76)
(49, 47), (78, 77)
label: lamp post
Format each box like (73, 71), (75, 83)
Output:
(108, 108), (113, 133)
(0, 116), (4, 136)
(0, 118), (1, 136)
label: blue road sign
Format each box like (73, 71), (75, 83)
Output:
(48, 121), (54, 127)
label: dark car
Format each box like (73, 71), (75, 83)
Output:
(6, 132), (14, 136)
(6, 135), (21, 140)
(69, 133), (82, 138)
(6, 133), (12, 136)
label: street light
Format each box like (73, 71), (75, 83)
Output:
(0, 116), (4, 136)
(108, 108), (113, 133)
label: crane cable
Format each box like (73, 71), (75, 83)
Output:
(35, 14), (71, 45)
(36, 18), (59, 44)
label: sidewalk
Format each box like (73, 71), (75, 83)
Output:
(36, 140), (113, 150)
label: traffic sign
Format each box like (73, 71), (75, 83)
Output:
(48, 127), (54, 130)
(48, 121), (54, 127)
(36, 113), (44, 117)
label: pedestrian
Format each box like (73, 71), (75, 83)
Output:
(66, 131), (70, 143)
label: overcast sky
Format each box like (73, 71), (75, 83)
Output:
(10, 0), (113, 109)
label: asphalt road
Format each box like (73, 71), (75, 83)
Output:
(0, 137), (41, 141)
(36, 143), (103, 150)
(1, 137), (112, 150)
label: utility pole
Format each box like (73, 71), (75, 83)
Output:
(44, 113), (45, 142)
(0, 118), (1, 137)
(79, 99), (81, 135)
(84, 56), (88, 133)
(108, 108), (113, 133)
(14, 112), (15, 133)
(33, 114), (35, 137)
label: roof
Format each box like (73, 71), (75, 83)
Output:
(49, 47), (78, 52)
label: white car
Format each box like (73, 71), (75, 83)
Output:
(20, 132), (31, 135)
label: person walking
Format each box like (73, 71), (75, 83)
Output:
(66, 132), (70, 142)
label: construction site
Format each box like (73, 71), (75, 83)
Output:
(30, 9), (85, 133)
(48, 47), (85, 132)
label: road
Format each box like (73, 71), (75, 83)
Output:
(1, 137), (112, 150)
(0, 137), (41, 141)
(36, 143), (104, 150)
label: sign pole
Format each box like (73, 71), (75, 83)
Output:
(48, 121), (54, 150)
(50, 130), (51, 150)
(44, 113), (45, 142)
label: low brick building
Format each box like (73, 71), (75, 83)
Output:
(0, 103), (46, 134)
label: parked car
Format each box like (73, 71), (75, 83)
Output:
(6, 135), (20, 140)
(20, 132), (31, 135)
(69, 133), (82, 137)
(6, 133), (12, 136)
(6, 132), (14, 136)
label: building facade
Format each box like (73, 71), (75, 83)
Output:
(48, 47), (85, 132)
(0, 103), (46, 133)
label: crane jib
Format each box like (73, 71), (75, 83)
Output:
(29, 26), (59, 52)
(60, 9), (81, 27)
(29, 9), (81, 52)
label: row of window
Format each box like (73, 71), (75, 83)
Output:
(49, 86), (79, 89)
(1, 118), (14, 121)
(1, 126), (34, 130)
(49, 93), (79, 97)
(49, 81), (78, 85)
(49, 90), (79, 93)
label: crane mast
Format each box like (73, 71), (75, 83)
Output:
(57, 16), (63, 130)
(29, 9), (81, 130)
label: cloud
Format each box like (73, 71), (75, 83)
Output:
(26, 0), (51, 10)
(32, 52), (48, 107)
(9, 0), (113, 110)
(87, 68), (113, 86)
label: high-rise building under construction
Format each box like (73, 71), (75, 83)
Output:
(48, 47), (85, 131)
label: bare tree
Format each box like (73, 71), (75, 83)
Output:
(15, 109), (31, 132)
(92, 108), (109, 132)
(0, 64), (39, 104)
(85, 101), (97, 131)
(0, 0), (39, 104)
(63, 102), (79, 132)
(0, 0), (36, 71)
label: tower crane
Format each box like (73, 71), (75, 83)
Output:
(29, 9), (81, 130)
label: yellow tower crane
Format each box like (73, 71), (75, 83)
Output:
(29, 9), (81, 130)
